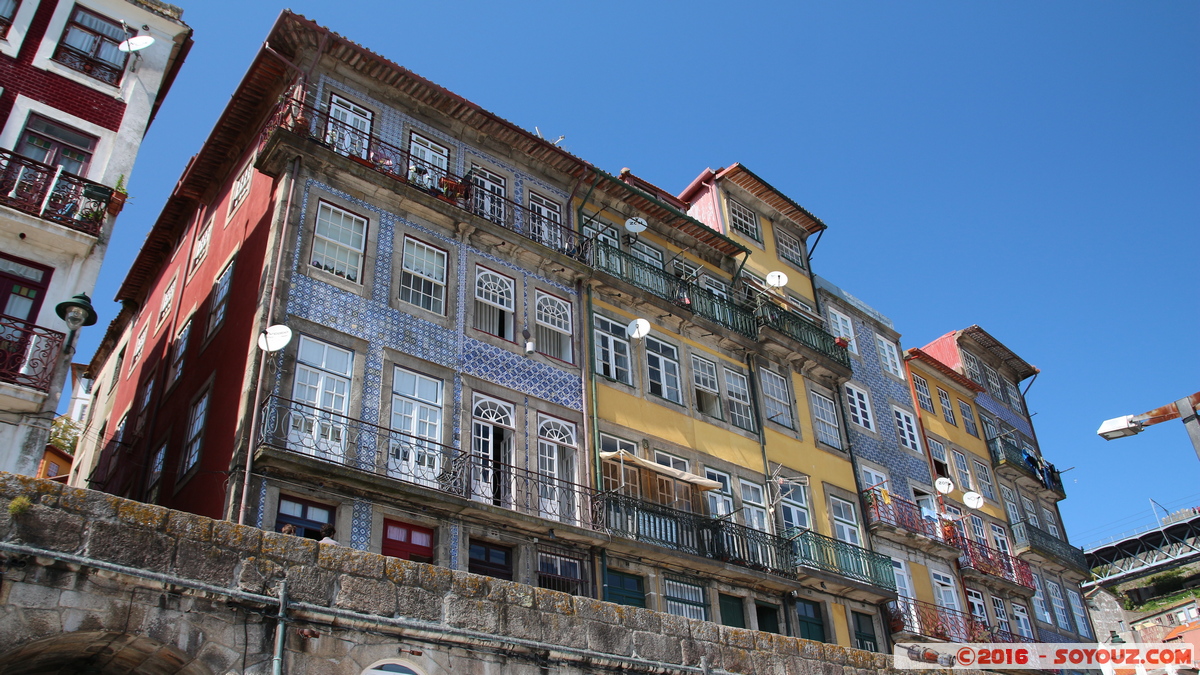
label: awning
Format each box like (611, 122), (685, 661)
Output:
(600, 450), (723, 491)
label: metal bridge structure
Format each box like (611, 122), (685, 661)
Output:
(1084, 510), (1200, 587)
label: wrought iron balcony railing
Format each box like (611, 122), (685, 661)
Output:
(863, 488), (956, 546)
(956, 536), (1035, 589)
(0, 148), (112, 236)
(260, 98), (591, 263)
(889, 597), (1033, 644)
(755, 303), (851, 369)
(260, 395), (595, 527)
(1011, 520), (1088, 572)
(0, 315), (65, 392)
(52, 43), (125, 86)
(987, 436), (1065, 497)
(590, 243), (758, 338)
(790, 527), (896, 590)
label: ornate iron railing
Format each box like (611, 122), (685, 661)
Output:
(260, 395), (595, 527)
(987, 437), (1065, 496)
(590, 243), (757, 338)
(0, 148), (112, 236)
(0, 315), (65, 392)
(755, 303), (851, 368)
(863, 488), (955, 545)
(1011, 520), (1088, 572)
(52, 43), (124, 86)
(889, 597), (1033, 644)
(790, 528), (896, 590)
(260, 97), (591, 262)
(956, 537), (1035, 589)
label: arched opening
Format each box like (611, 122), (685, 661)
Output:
(0, 631), (212, 675)
(363, 661), (423, 674)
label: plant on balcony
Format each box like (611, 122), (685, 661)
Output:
(834, 336), (850, 348)
(107, 174), (128, 216)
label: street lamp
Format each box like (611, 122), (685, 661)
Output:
(1097, 392), (1200, 463)
(55, 293), (98, 355)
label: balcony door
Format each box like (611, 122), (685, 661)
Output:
(288, 337), (352, 460)
(0, 255), (51, 378)
(325, 94), (372, 159)
(536, 415), (577, 524)
(891, 560), (920, 631)
(470, 164), (506, 225)
(389, 367), (443, 487)
(471, 396), (513, 507)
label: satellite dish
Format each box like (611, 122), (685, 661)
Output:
(624, 217), (647, 234)
(765, 270), (789, 289)
(258, 325), (293, 352)
(934, 477), (955, 495)
(963, 491), (985, 510)
(626, 318), (651, 340)
(118, 35), (156, 53)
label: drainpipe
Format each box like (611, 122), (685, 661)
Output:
(586, 287), (602, 491)
(576, 280), (593, 494)
(237, 155), (301, 525)
(743, 354), (772, 502)
(273, 580), (288, 675)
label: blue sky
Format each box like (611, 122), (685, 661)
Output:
(80, 1), (1199, 547)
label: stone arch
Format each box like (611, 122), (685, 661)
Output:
(362, 661), (424, 674)
(0, 631), (216, 675)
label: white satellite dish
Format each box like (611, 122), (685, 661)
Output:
(624, 217), (647, 234)
(626, 318), (651, 340)
(765, 270), (789, 289)
(934, 477), (955, 495)
(963, 491), (985, 510)
(118, 35), (156, 53)
(257, 325), (293, 352)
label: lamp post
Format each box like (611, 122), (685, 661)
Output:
(1097, 392), (1200, 463)
(54, 293), (98, 356)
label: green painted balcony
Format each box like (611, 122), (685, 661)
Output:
(1011, 520), (1088, 575)
(756, 304), (851, 369)
(790, 528), (896, 591)
(987, 436), (1066, 498)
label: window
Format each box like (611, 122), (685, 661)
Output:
(966, 589), (988, 624)
(727, 198), (760, 240)
(1046, 581), (1072, 630)
(776, 230), (806, 268)
(409, 133), (449, 187)
(0, 1), (20, 39)
(691, 355), (721, 418)
(893, 408), (920, 451)
(810, 392), (841, 448)
(959, 400), (979, 437)
(1042, 507), (1061, 538)
(473, 267), (515, 340)
(135, 376), (154, 434)
(527, 191), (563, 248)
(911, 374), (934, 412)
(663, 576), (707, 620)
(311, 202), (367, 283)
(938, 389), (957, 425)
(779, 482), (809, 532)
(928, 437), (950, 477)
(952, 450), (973, 491)
(182, 390), (210, 474)
(830, 496), (861, 545)
(17, 114), (97, 175)
(1000, 486), (1022, 524)
(741, 480), (770, 532)
(227, 161), (255, 218)
(189, 216), (213, 275)
(326, 94), (372, 159)
(1021, 496), (1041, 528)
(382, 519), (434, 563)
(470, 164), (507, 224)
(861, 466), (889, 491)
(537, 416), (578, 523)
(1012, 603), (1035, 638)
(844, 383), (874, 431)
(983, 364), (1005, 401)
(109, 348), (125, 391)
(795, 599), (825, 642)
(876, 336), (903, 378)
(969, 514), (986, 543)
(1068, 590), (1092, 638)
(130, 325), (147, 371)
(157, 276), (176, 326)
(991, 523), (1012, 555)
(0, 254), (51, 330)
(468, 541), (513, 580)
(289, 336), (353, 458)
(962, 351), (984, 384)
(389, 368), (443, 486)
(538, 548), (587, 596)
(534, 292), (572, 362)
(932, 571), (961, 613)
(719, 594), (746, 628)
(759, 368), (792, 428)
(471, 396), (515, 504)
(827, 308), (856, 353)
(275, 496), (332, 539)
(1031, 574), (1052, 623)
(583, 218), (618, 249)
(973, 460), (996, 500)
(53, 6), (128, 85)
(166, 321), (190, 386)
(653, 450), (688, 473)
(207, 260), (235, 336)
(645, 337), (681, 403)
(593, 314), (631, 384)
(399, 237), (446, 314)
(704, 468), (734, 517)
(1005, 380), (1025, 413)
(146, 443), (165, 501)
(852, 611), (878, 652)
(364, 664), (420, 675)
(629, 240), (663, 268)
(724, 368), (755, 431)
(605, 570), (645, 608)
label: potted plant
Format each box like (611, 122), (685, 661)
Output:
(834, 336), (851, 349)
(107, 174), (128, 216)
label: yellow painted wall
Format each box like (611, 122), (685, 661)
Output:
(830, 603), (850, 646)
(909, 561), (935, 604)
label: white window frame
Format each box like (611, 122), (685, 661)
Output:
(1067, 590), (1092, 639)
(727, 198), (760, 240)
(1012, 603), (1035, 638)
(289, 336), (354, 458)
(527, 191), (563, 247)
(537, 415), (578, 522)
(534, 291), (573, 362)
(844, 383), (874, 431)
(991, 523), (1012, 554)
(1005, 380), (1025, 413)
(893, 408), (920, 451)
(1021, 495), (1041, 528)
(691, 355), (722, 419)
(1042, 507), (1061, 538)
(593, 314), (631, 384)
(760, 368), (793, 429)
(1001, 485), (1022, 524)
(1031, 574), (1052, 623)
(229, 160), (254, 217)
(938, 388), (957, 425)
(827, 308), (856, 353)
(654, 450), (689, 473)
(959, 400), (979, 437)
(1046, 580), (1072, 630)
(166, 320), (191, 387)
(311, 201), (367, 284)
(912, 373), (934, 411)
(400, 236), (447, 315)
(473, 266), (515, 340)
(389, 367), (444, 486)
(969, 514), (986, 543)
(663, 576), (708, 621)
(705, 467), (734, 517)
(779, 481), (809, 533)
(775, 229), (806, 268)
(876, 336), (903, 378)
(645, 336), (682, 403)
(810, 391), (842, 449)
(326, 94), (372, 160)
(740, 479), (770, 533)
(952, 450), (973, 491)
(966, 589), (988, 624)
(962, 351), (984, 384)
(973, 459), (996, 500)
(724, 368), (755, 431)
(991, 596), (1012, 634)
(207, 260), (235, 337)
(931, 571), (961, 613)
(470, 163), (507, 224)
(830, 495), (861, 545)
(408, 132), (449, 187)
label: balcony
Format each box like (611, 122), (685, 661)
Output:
(862, 488), (960, 555)
(0, 315), (66, 393)
(1011, 520), (1088, 576)
(889, 597), (1032, 645)
(987, 436), (1066, 498)
(590, 242), (758, 338)
(260, 98), (590, 263)
(956, 536), (1035, 592)
(791, 527), (896, 590)
(0, 148), (113, 236)
(755, 303), (851, 369)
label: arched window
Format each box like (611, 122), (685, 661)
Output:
(363, 663), (421, 675)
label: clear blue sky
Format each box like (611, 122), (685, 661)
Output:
(80, 2), (1199, 547)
